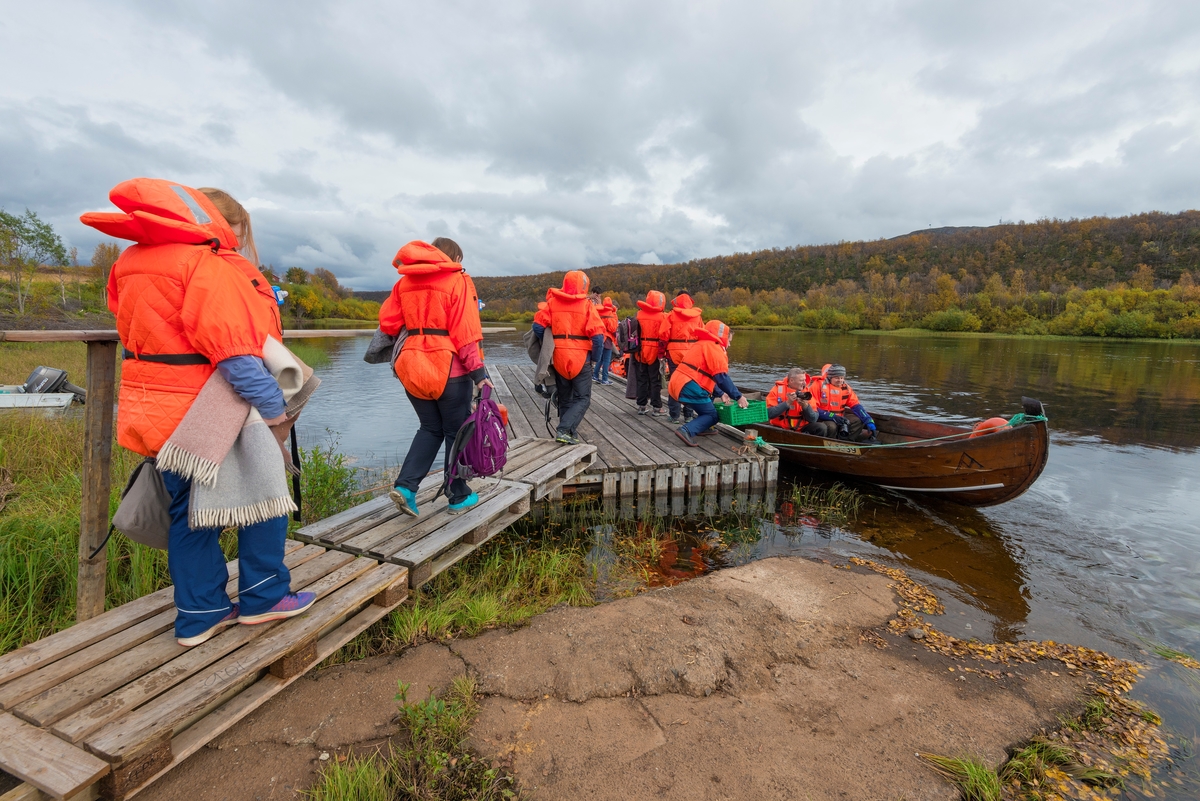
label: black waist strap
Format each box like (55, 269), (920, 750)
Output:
(683, 362), (715, 380)
(123, 349), (210, 365)
(668, 338), (697, 343)
(552, 334), (593, 341)
(412, 328), (450, 336)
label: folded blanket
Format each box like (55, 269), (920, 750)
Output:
(157, 338), (313, 530)
(522, 327), (556, 385)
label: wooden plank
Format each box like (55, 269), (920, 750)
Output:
(0, 712), (109, 800)
(672, 466), (686, 492)
(690, 464), (703, 492)
(292, 496), (391, 542)
(52, 556), (376, 745)
(621, 471), (636, 497)
(0, 541), (306, 690)
(317, 503), (400, 546)
(488, 370), (538, 440)
(78, 341), (117, 622)
(583, 388), (682, 466)
(389, 483), (530, 568)
(750, 459), (763, 488)
(602, 473), (618, 497)
(705, 464), (719, 490)
(126, 593), (404, 798)
(721, 463), (735, 489)
(654, 468), (670, 495)
(0, 611), (174, 712)
(519, 445), (596, 495)
(736, 462), (750, 490)
(359, 495), (455, 558)
(0, 331), (120, 343)
(83, 563), (403, 763)
(428, 543), (475, 579)
(637, 470), (652, 495)
(766, 458), (779, 484)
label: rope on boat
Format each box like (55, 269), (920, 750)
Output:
(750, 414), (1048, 451)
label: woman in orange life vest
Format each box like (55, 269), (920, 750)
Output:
(380, 238), (490, 517)
(532, 271), (605, 444)
(664, 290), (703, 423)
(766, 367), (836, 437)
(634, 290), (670, 415)
(809, 363), (877, 442)
(81, 179), (313, 647)
(668, 320), (748, 446)
(592, 293), (619, 385)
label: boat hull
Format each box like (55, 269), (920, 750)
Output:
(748, 403), (1049, 507)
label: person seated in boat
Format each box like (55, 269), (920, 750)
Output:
(668, 320), (747, 447)
(767, 368), (836, 437)
(811, 363), (877, 442)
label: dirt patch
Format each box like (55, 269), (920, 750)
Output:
(139, 557), (1087, 800)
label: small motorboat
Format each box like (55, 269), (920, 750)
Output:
(741, 396), (1049, 507)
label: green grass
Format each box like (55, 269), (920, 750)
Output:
(287, 341), (334, 370)
(918, 753), (1001, 801)
(306, 675), (520, 800)
(784, 481), (865, 526)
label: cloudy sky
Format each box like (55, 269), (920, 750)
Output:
(2, 1), (1199, 289)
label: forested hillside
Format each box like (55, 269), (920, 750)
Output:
(473, 212), (1200, 338)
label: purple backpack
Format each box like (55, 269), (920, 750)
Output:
(446, 384), (508, 488)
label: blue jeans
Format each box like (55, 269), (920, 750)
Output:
(593, 347), (613, 381)
(665, 358), (682, 419)
(396, 377), (472, 504)
(162, 470), (291, 638)
(677, 380), (719, 436)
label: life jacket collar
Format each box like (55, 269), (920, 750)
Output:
(79, 178), (239, 249)
(637, 290), (666, 312)
(393, 241), (464, 276)
(703, 319), (731, 347)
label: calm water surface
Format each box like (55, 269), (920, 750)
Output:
(298, 329), (1200, 792)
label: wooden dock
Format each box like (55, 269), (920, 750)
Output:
(489, 364), (778, 499)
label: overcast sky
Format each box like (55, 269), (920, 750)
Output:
(2, 1), (1198, 289)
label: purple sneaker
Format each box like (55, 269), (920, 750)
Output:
(177, 605), (239, 647)
(238, 592), (316, 625)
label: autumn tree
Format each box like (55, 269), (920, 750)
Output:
(1, 208), (68, 315)
(91, 241), (122, 306)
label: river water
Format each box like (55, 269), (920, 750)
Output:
(297, 329), (1200, 793)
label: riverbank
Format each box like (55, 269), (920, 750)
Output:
(137, 556), (1165, 801)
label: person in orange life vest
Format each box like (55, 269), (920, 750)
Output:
(766, 368), (837, 437)
(81, 179), (313, 647)
(811, 363), (877, 442)
(668, 320), (748, 446)
(593, 294), (619, 384)
(380, 237), (490, 518)
(665, 290), (703, 423)
(532, 270), (605, 445)
(633, 290), (670, 415)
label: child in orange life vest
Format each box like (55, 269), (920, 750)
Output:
(634, 290), (670, 415)
(665, 290), (703, 423)
(592, 294), (619, 384)
(766, 367), (836, 437)
(381, 237), (491, 518)
(810, 363), (877, 442)
(533, 271), (605, 445)
(668, 320), (748, 447)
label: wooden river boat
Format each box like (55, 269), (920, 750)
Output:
(737, 396), (1050, 507)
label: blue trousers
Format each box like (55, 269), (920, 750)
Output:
(593, 347), (613, 381)
(396, 377), (473, 504)
(678, 380), (719, 437)
(162, 471), (291, 638)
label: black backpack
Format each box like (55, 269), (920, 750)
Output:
(616, 316), (641, 354)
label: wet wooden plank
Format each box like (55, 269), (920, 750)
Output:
(83, 563), (402, 763)
(488, 370), (538, 439)
(388, 483), (531, 568)
(292, 496), (391, 542)
(0, 712), (109, 800)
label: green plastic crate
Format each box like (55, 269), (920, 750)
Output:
(713, 398), (768, 426)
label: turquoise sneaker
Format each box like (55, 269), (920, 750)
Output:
(447, 492), (479, 515)
(389, 486), (419, 517)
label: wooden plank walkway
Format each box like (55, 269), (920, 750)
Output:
(490, 364), (778, 498)
(0, 541), (408, 800)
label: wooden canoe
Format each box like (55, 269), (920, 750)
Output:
(739, 396), (1050, 507)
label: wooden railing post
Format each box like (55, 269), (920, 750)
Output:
(77, 339), (117, 622)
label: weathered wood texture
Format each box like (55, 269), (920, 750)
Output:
(490, 364), (777, 498)
(0, 545), (408, 801)
(76, 341), (116, 622)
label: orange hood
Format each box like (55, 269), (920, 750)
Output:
(393, 240), (463, 276)
(601, 297), (617, 313)
(698, 319), (731, 347)
(548, 270), (590, 301)
(671, 293), (695, 311)
(637, 290), (666, 312)
(80, 178), (239, 249)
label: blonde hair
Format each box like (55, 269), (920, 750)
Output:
(198, 188), (259, 266)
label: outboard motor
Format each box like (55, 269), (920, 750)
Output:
(23, 366), (86, 403)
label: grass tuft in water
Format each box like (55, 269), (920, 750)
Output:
(306, 675), (520, 800)
(286, 342), (333, 370)
(784, 481), (864, 526)
(1150, 642), (1200, 670)
(918, 753), (1001, 801)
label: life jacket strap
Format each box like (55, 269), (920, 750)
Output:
(683, 362), (715, 380)
(553, 334), (593, 341)
(123, 349), (210, 366)
(668, 338), (698, 343)
(413, 328), (451, 336)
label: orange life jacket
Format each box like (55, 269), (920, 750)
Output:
(767, 377), (810, 430)
(810, 366), (861, 414)
(597, 298), (619, 347)
(79, 178), (282, 456)
(668, 321), (730, 399)
(379, 241), (483, 400)
(533, 271), (604, 379)
(635, 291), (668, 364)
(666, 295), (703, 365)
